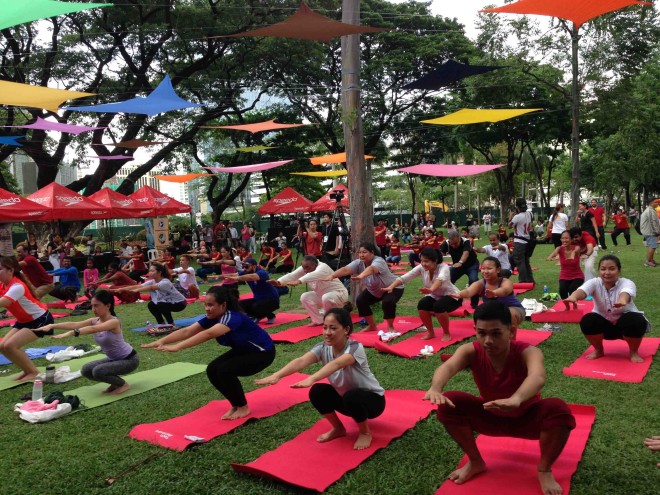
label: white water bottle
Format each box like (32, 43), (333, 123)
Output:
(32, 379), (43, 401)
(146, 319), (151, 329)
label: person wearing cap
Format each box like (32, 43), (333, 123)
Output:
(640, 198), (660, 267)
(218, 258), (280, 324)
(611, 207), (631, 247)
(508, 198), (535, 284)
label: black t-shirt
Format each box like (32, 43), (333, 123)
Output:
(440, 238), (478, 266)
(579, 211), (595, 231)
(321, 222), (340, 252)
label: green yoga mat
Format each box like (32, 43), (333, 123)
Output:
(68, 362), (206, 410)
(0, 354), (107, 392)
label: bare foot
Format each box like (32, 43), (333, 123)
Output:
(586, 349), (604, 360)
(108, 383), (130, 395)
(102, 385), (118, 394)
(448, 460), (487, 484)
(353, 432), (372, 450)
(223, 405), (250, 420)
(317, 426), (346, 443)
(363, 326), (378, 332)
(441, 333), (452, 341)
(644, 436), (660, 450)
(538, 470), (562, 495)
(15, 371), (39, 382)
(421, 332), (436, 340)
(630, 352), (644, 363)
(308, 322), (323, 327)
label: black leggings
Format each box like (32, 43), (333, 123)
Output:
(356, 288), (403, 319)
(418, 295), (462, 314)
(239, 298), (279, 320)
(551, 233), (563, 248)
(206, 348), (276, 407)
(309, 383), (386, 423)
(611, 228), (631, 246)
(580, 312), (647, 340)
(558, 278), (584, 300)
(147, 300), (187, 325)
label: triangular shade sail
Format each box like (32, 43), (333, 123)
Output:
(291, 170), (348, 177)
(0, 188), (49, 221)
(9, 117), (105, 135)
(481, 0), (651, 29)
(87, 188), (155, 219)
(85, 155), (134, 161)
(128, 185), (191, 216)
(112, 139), (167, 148)
(422, 108), (543, 125)
(309, 152), (374, 165)
(220, 2), (388, 43)
(235, 145), (276, 152)
(0, 80), (94, 112)
(63, 75), (205, 116)
(27, 183), (112, 221)
(310, 183), (349, 211)
(258, 187), (313, 215)
(154, 174), (214, 183)
(202, 120), (306, 134)
(205, 160), (293, 174)
(396, 164), (507, 177)
(0, 136), (24, 146)
(403, 60), (507, 90)
(0, 0), (110, 31)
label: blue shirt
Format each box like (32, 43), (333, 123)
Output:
(47, 266), (81, 290)
(239, 268), (279, 303)
(198, 311), (275, 352)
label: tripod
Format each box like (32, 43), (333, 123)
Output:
(322, 201), (351, 271)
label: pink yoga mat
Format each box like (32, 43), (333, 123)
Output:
(128, 373), (314, 451)
(516, 329), (553, 346)
(531, 300), (594, 323)
(374, 320), (475, 358)
(271, 323), (322, 344)
(259, 312), (308, 328)
(231, 389), (435, 492)
(563, 338), (660, 383)
(239, 292), (253, 300)
(435, 404), (596, 495)
(350, 316), (423, 348)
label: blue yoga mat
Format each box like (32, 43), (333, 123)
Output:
(131, 314), (204, 333)
(0, 346), (68, 366)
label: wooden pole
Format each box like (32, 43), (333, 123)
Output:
(570, 26), (581, 216)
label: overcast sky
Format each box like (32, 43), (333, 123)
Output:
(388, 0), (489, 38)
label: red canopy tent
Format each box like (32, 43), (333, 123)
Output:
(27, 183), (111, 220)
(0, 188), (49, 221)
(87, 188), (155, 218)
(127, 185), (191, 216)
(258, 187), (313, 215)
(309, 183), (349, 212)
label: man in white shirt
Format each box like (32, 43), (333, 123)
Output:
(474, 233), (512, 278)
(640, 197), (660, 267)
(271, 255), (349, 326)
(508, 198), (535, 283)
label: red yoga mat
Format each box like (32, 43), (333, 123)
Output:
(435, 404), (596, 495)
(512, 282), (535, 296)
(374, 320), (475, 358)
(231, 389), (435, 492)
(259, 312), (309, 328)
(271, 323), (322, 344)
(531, 300), (594, 323)
(515, 329), (553, 346)
(128, 373), (314, 451)
(350, 316), (423, 348)
(563, 338), (660, 383)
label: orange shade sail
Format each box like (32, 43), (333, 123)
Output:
(309, 152), (375, 165)
(481, 0), (651, 29)
(154, 174), (214, 183)
(219, 2), (389, 43)
(201, 119), (306, 134)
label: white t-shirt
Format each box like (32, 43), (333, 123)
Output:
(481, 244), (511, 270)
(175, 267), (197, 290)
(399, 263), (458, 299)
(510, 211), (532, 244)
(578, 277), (642, 324)
(550, 212), (569, 234)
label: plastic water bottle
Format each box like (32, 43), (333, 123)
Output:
(45, 366), (56, 384)
(543, 285), (549, 295)
(146, 319), (152, 330)
(31, 379), (43, 401)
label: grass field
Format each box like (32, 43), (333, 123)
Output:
(1, 234), (658, 495)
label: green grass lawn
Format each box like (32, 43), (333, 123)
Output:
(1, 234), (658, 495)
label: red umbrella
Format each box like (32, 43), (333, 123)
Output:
(87, 188), (155, 218)
(27, 183), (112, 220)
(127, 185), (191, 216)
(258, 187), (313, 215)
(309, 183), (349, 212)
(0, 188), (50, 221)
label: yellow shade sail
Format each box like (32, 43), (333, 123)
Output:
(0, 80), (95, 112)
(234, 145), (276, 152)
(310, 152), (375, 165)
(154, 174), (214, 183)
(291, 170), (348, 177)
(422, 108), (543, 125)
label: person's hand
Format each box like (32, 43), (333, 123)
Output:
(351, 274), (365, 281)
(140, 341), (163, 349)
(52, 331), (73, 339)
(449, 292), (462, 299)
(266, 280), (282, 287)
(484, 289), (497, 299)
(382, 286), (395, 293)
(562, 299), (575, 311)
(290, 377), (315, 388)
(612, 301), (626, 308)
(37, 324), (53, 333)
(423, 390), (454, 407)
(483, 397), (521, 411)
(254, 375), (280, 386)
(155, 344), (180, 353)
(452, 263), (462, 269)
(419, 287), (432, 295)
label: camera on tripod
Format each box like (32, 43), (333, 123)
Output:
(329, 189), (344, 202)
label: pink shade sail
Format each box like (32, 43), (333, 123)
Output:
(219, 2), (389, 43)
(258, 187), (313, 215)
(8, 117), (105, 135)
(310, 183), (349, 211)
(205, 160), (293, 174)
(481, 0), (651, 29)
(202, 119), (306, 134)
(87, 188), (155, 218)
(0, 188), (49, 221)
(127, 185), (191, 216)
(396, 164), (507, 177)
(85, 155), (134, 161)
(27, 183), (112, 220)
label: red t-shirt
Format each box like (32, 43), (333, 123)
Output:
(578, 232), (596, 249)
(375, 226), (387, 246)
(279, 248), (294, 266)
(303, 232), (322, 256)
(589, 206), (605, 227)
(20, 255), (53, 286)
(612, 213), (629, 229)
(559, 246), (584, 280)
(389, 243), (401, 257)
(131, 252), (146, 271)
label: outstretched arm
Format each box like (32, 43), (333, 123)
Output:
(254, 352), (319, 385)
(424, 344), (473, 406)
(291, 353), (356, 388)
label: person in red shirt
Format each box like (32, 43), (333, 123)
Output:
(374, 219), (388, 257)
(589, 199), (607, 249)
(407, 234), (425, 268)
(425, 301), (575, 494)
(258, 243), (277, 269)
(92, 263), (139, 303)
(268, 243), (295, 273)
(611, 207), (631, 246)
(16, 244), (54, 299)
(569, 227), (597, 281)
(425, 231), (441, 253)
(298, 219), (323, 257)
(123, 242), (148, 282)
(385, 236), (402, 265)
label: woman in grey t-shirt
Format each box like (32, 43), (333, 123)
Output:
(256, 308), (385, 450)
(327, 242), (404, 333)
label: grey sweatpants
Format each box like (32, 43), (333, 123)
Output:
(81, 353), (139, 387)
